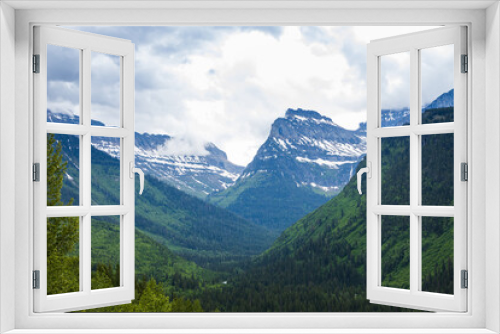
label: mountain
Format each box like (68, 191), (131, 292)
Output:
(91, 217), (220, 295)
(197, 106), (455, 312)
(54, 133), (276, 271)
(209, 108), (366, 232)
(380, 107), (410, 127)
(381, 89), (454, 127)
(423, 89), (454, 111)
(47, 110), (244, 199)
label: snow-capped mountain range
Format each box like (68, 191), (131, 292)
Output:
(47, 110), (244, 198)
(49, 88), (452, 203)
(381, 89), (454, 127)
(240, 108), (366, 195)
(208, 108), (367, 231)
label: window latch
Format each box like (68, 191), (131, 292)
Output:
(357, 161), (371, 195)
(129, 162), (145, 195)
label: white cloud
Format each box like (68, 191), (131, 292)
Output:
(54, 26), (445, 166)
(159, 135), (209, 157)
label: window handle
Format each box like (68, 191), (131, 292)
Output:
(129, 162), (145, 195)
(357, 162), (371, 195)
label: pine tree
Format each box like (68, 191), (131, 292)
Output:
(46, 134), (80, 295)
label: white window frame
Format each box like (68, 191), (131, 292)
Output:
(1, 1), (499, 333)
(33, 26), (136, 312)
(365, 26), (468, 312)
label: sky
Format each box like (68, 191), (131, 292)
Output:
(48, 26), (452, 166)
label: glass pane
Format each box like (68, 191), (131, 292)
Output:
(91, 216), (121, 290)
(381, 136), (410, 205)
(91, 136), (121, 205)
(47, 217), (80, 295)
(381, 215), (410, 289)
(380, 52), (410, 127)
(47, 44), (80, 124)
(421, 217), (454, 294)
(47, 133), (80, 206)
(91, 52), (121, 127)
(421, 44), (454, 124)
(421, 134), (454, 206)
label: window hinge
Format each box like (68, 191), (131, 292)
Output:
(33, 270), (40, 289)
(33, 54), (40, 73)
(461, 54), (468, 73)
(461, 270), (468, 289)
(33, 163), (40, 182)
(461, 162), (468, 182)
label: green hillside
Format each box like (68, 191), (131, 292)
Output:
(209, 170), (330, 232)
(47, 134), (208, 312)
(196, 107), (455, 311)
(90, 217), (219, 295)
(55, 136), (276, 271)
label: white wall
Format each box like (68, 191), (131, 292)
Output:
(486, 2), (500, 333)
(0, 2), (16, 333)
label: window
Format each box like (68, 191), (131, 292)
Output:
(2, 2), (496, 333)
(362, 26), (467, 312)
(33, 26), (139, 312)
(34, 24), (467, 314)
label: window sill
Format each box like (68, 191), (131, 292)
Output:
(4, 329), (498, 334)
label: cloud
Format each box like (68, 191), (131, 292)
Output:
(47, 44), (80, 82)
(159, 135), (209, 157)
(421, 44), (454, 106)
(51, 25), (444, 166)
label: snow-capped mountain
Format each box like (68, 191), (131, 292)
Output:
(242, 108), (366, 195)
(381, 107), (410, 127)
(209, 108), (366, 231)
(47, 110), (244, 198)
(381, 89), (454, 127)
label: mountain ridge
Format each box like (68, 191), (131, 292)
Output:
(209, 108), (366, 231)
(47, 110), (244, 198)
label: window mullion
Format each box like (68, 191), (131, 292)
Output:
(409, 47), (420, 294)
(81, 47), (92, 294)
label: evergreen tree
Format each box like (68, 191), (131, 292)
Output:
(46, 134), (80, 295)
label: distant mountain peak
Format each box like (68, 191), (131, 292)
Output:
(210, 108), (366, 232)
(286, 108), (323, 120)
(423, 89), (454, 111)
(285, 108), (336, 125)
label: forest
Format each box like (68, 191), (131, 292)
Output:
(46, 106), (455, 312)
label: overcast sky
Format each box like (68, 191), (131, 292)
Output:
(48, 26), (452, 166)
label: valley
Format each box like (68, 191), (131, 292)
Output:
(47, 90), (455, 312)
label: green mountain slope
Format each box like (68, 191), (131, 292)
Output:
(209, 170), (330, 232)
(56, 136), (276, 271)
(91, 217), (219, 294)
(197, 107), (455, 311)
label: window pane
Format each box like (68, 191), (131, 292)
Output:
(421, 134), (454, 206)
(47, 44), (80, 124)
(421, 45), (454, 124)
(91, 136), (121, 206)
(47, 217), (80, 295)
(381, 136), (410, 205)
(91, 52), (121, 127)
(380, 52), (410, 127)
(381, 215), (410, 289)
(421, 217), (454, 295)
(91, 216), (121, 290)
(47, 133), (80, 206)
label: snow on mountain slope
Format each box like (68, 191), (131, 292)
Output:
(239, 108), (366, 196)
(47, 110), (243, 198)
